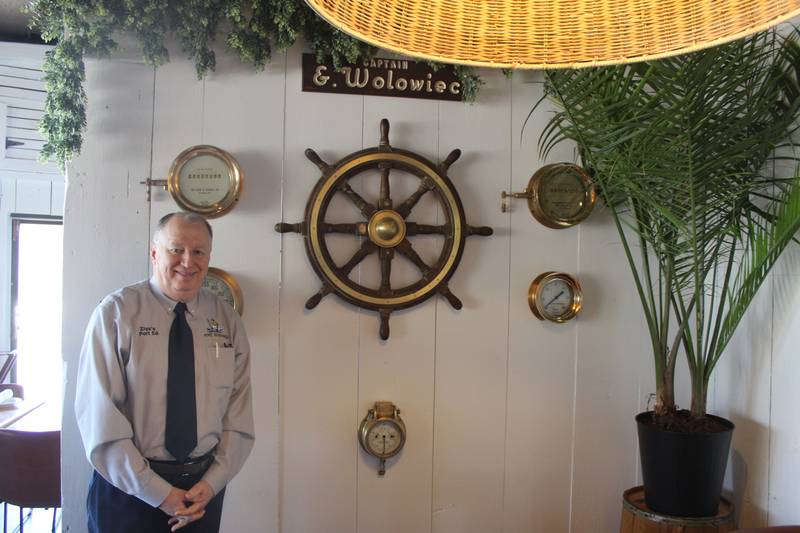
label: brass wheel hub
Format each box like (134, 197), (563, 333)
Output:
(367, 210), (406, 248)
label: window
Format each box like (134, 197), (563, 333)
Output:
(10, 214), (63, 405)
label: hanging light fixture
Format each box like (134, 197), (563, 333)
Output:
(304, 0), (800, 69)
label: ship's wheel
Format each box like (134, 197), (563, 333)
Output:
(276, 119), (492, 339)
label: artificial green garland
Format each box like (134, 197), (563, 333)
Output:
(28, 0), (483, 168)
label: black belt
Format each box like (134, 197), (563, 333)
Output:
(148, 453), (214, 478)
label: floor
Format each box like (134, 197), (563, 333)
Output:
(0, 505), (61, 533)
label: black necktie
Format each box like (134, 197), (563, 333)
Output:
(165, 302), (197, 462)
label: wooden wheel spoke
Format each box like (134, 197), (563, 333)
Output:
(396, 239), (432, 276)
(405, 222), (448, 236)
(379, 163), (392, 209)
(338, 181), (377, 218)
(340, 240), (378, 275)
(322, 222), (365, 236)
(396, 178), (435, 218)
(379, 248), (394, 293)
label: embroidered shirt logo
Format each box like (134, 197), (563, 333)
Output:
(138, 326), (159, 336)
(206, 318), (224, 335)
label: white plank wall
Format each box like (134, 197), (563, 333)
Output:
(61, 54), (155, 518)
(431, 70), (509, 533)
(56, 41), (800, 533)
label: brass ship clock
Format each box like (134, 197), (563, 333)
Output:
(276, 119), (492, 340)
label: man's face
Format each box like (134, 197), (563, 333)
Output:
(150, 217), (212, 302)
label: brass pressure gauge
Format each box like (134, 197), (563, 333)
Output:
(358, 401), (406, 476)
(202, 267), (244, 315)
(501, 163), (595, 228)
(528, 272), (583, 323)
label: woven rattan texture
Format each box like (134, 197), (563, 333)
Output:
(306, 0), (800, 69)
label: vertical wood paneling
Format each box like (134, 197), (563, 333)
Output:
(354, 96), (439, 533)
(766, 251), (800, 525)
(279, 45), (363, 533)
(61, 57), (154, 533)
(503, 76), (579, 533)
(199, 48), (285, 533)
(570, 208), (649, 531)
(15, 179), (50, 214)
(150, 44), (205, 225)
(430, 70), (510, 533)
(715, 282), (773, 527)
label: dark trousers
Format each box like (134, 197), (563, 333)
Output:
(87, 470), (226, 533)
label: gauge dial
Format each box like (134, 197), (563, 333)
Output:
(528, 272), (582, 322)
(202, 267), (244, 315)
(365, 419), (404, 457)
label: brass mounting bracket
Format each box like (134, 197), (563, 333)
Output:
(500, 189), (530, 212)
(139, 178), (168, 202)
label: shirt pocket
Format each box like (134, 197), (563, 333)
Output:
(205, 344), (235, 389)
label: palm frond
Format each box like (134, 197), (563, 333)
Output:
(538, 28), (800, 416)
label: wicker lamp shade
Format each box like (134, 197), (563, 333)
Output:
(305, 0), (800, 69)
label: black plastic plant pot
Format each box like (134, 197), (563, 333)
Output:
(636, 411), (735, 517)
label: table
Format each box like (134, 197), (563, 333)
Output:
(0, 398), (46, 429)
(9, 399), (61, 431)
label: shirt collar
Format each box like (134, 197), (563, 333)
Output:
(148, 276), (200, 315)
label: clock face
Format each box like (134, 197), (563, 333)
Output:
(365, 419), (404, 457)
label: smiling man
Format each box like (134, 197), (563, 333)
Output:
(75, 212), (254, 533)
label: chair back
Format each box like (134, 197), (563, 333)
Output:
(0, 429), (60, 508)
(0, 383), (24, 399)
(734, 526), (800, 533)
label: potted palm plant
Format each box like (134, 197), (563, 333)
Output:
(538, 29), (800, 517)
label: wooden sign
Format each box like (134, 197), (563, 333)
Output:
(302, 54), (464, 102)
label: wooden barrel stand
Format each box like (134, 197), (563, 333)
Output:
(620, 486), (735, 533)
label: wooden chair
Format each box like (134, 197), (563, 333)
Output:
(0, 429), (60, 533)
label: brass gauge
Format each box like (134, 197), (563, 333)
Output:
(501, 163), (595, 228)
(203, 267), (244, 315)
(528, 272), (582, 323)
(167, 145), (243, 218)
(358, 401), (406, 476)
